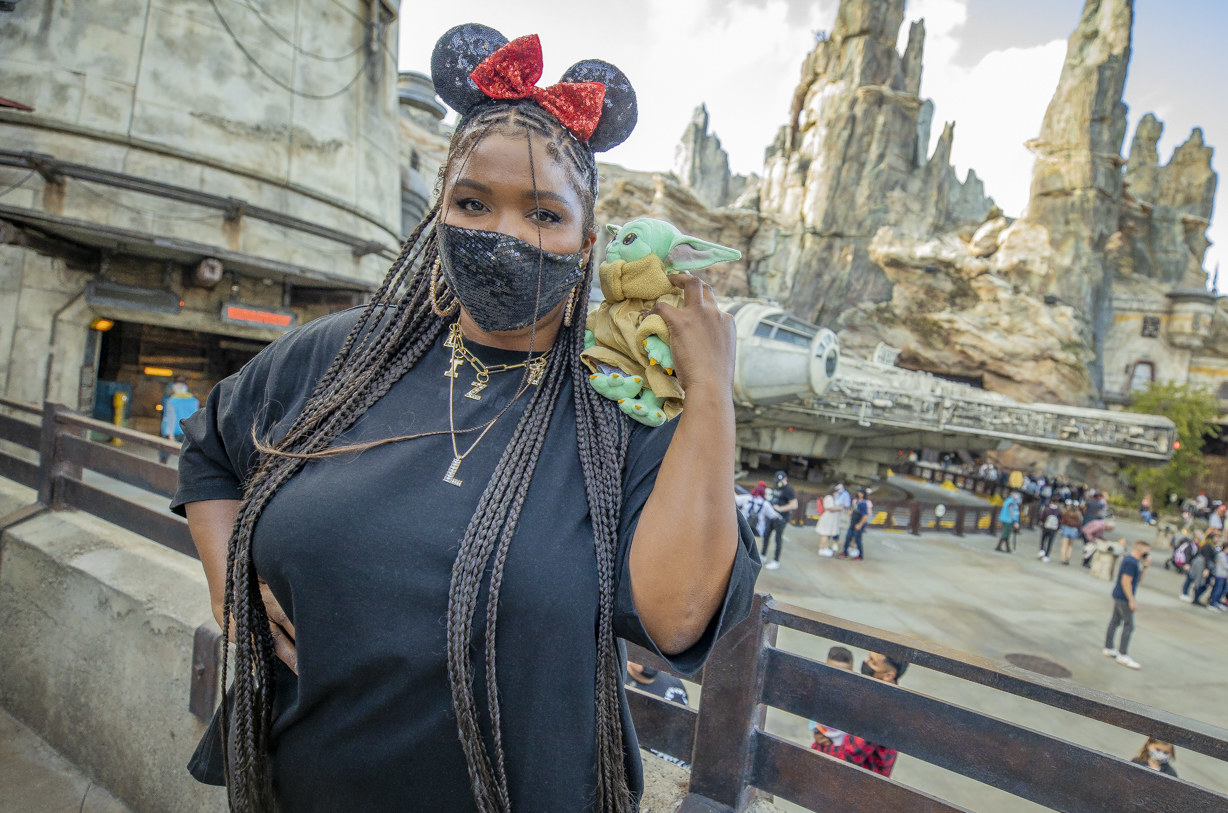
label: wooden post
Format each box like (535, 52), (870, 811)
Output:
(681, 595), (775, 813)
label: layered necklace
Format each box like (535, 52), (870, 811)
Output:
(441, 322), (551, 486)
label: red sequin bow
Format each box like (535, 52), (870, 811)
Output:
(469, 34), (606, 143)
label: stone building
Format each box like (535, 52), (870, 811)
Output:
(0, 0), (405, 436)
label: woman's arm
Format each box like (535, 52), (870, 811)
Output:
(185, 499), (298, 672)
(185, 499), (239, 630)
(629, 274), (740, 655)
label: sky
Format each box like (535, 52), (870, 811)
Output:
(398, 0), (1226, 291)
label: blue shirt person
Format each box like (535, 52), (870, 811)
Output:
(1104, 541), (1150, 669)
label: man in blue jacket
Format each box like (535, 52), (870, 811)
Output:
(995, 491), (1022, 553)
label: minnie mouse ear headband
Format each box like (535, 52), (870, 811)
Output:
(430, 23), (637, 153)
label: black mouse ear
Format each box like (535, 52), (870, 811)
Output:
(431, 24), (509, 117)
(559, 60), (637, 152)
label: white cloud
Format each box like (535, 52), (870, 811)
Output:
(903, 0), (1066, 217)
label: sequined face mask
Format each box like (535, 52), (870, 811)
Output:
(438, 223), (584, 333)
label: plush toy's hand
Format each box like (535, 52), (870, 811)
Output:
(642, 335), (674, 375)
(584, 329), (596, 350)
(618, 389), (667, 427)
(590, 371), (644, 401)
(650, 274), (735, 396)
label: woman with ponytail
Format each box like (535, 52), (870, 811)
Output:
(172, 23), (757, 813)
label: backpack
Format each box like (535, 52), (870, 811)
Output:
(814, 497), (825, 515)
(1043, 512), (1060, 530)
(1173, 538), (1196, 568)
(746, 497), (764, 529)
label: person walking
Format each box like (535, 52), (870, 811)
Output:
(839, 488), (870, 560)
(1058, 500), (1083, 566)
(1207, 538), (1227, 612)
(1037, 497), (1061, 562)
(1185, 532), (1218, 606)
(995, 491), (1021, 553)
(1104, 540), (1150, 669)
(765, 470), (798, 569)
(832, 482), (852, 547)
(738, 482), (781, 569)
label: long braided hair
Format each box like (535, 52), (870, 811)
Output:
(219, 99), (636, 813)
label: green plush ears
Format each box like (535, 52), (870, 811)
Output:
(663, 236), (742, 272)
(603, 217), (741, 270)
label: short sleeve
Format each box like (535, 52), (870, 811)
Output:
(170, 309), (363, 516)
(613, 421), (760, 676)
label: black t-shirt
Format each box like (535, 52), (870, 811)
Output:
(171, 308), (759, 811)
(772, 483), (797, 522)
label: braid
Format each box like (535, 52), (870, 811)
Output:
(221, 99), (635, 813)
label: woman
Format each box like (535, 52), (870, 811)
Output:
(815, 487), (841, 555)
(174, 24), (757, 812)
(1130, 736), (1177, 777)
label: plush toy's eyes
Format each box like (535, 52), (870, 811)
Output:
(622, 232), (638, 246)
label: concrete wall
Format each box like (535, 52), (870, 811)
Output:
(0, 245), (94, 407)
(0, 0), (405, 285)
(0, 479), (226, 813)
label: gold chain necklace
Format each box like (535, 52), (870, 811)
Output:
(441, 322), (551, 486)
(443, 323), (549, 400)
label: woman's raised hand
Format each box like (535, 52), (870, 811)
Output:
(650, 274), (735, 397)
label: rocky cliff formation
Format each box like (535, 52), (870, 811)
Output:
(397, 0), (1221, 408)
(753, 3), (994, 325)
(672, 104), (753, 209)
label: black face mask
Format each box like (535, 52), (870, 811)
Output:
(438, 223), (585, 333)
(860, 661), (876, 677)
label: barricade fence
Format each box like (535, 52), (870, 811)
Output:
(3, 401), (1226, 811)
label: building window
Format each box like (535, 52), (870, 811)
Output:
(1141, 316), (1161, 337)
(1127, 361), (1155, 393)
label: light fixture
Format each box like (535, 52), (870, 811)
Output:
(89, 317), (114, 331)
(143, 366), (175, 377)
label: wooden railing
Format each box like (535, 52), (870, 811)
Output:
(4, 402), (1228, 811)
(0, 397), (192, 555)
(630, 596), (1228, 813)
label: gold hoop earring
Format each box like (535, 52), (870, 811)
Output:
(430, 257), (457, 317)
(563, 285), (579, 328)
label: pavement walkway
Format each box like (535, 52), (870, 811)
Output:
(756, 494), (1228, 812)
(0, 708), (130, 813)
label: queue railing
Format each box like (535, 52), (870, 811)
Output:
(629, 595), (1228, 813)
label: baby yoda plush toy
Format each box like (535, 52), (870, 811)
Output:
(582, 217), (741, 426)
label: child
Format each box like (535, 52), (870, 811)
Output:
(810, 647), (854, 749)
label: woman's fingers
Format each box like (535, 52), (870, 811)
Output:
(260, 579), (298, 674)
(651, 273), (734, 393)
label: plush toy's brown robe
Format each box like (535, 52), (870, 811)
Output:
(581, 253), (685, 420)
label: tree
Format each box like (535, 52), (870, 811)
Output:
(1125, 381), (1221, 501)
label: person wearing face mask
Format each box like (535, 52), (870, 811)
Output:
(814, 651), (909, 777)
(1130, 736), (1177, 777)
(172, 24), (758, 813)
